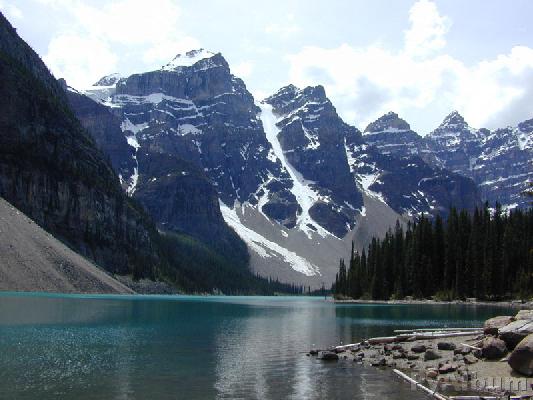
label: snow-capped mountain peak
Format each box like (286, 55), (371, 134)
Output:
(364, 111), (411, 134)
(162, 49), (216, 70)
(92, 73), (122, 88)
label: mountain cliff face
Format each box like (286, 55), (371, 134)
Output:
(358, 110), (532, 211)
(0, 13), (158, 277)
(426, 112), (532, 210)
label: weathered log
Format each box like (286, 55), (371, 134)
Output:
(394, 328), (480, 333)
(393, 369), (449, 400)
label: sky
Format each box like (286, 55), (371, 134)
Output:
(1, 0), (533, 134)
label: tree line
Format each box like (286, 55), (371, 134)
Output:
(333, 204), (533, 301)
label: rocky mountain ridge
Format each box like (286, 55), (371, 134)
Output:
(73, 49), (490, 286)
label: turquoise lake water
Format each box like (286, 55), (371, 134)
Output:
(0, 293), (516, 399)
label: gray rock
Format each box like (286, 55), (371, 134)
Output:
(392, 351), (406, 359)
(437, 342), (456, 351)
(499, 320), (533, 350)
(411, 344), (427, 353)
(515, 310), (533, 321)
(426, 368), (439, 379)
(424, 350), (441, 361)
(481, 337), (508, 360)
(317, 351), (339, 361)
(371, 357), (387, 367)
(454, 345), (471, 355)
(508, 334), (533, 377)
(483, 316), (514, 335)
(464, 354), (478, 365)
(438, 363), (457, 374)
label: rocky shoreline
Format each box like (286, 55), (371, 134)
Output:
(311, 309), (533, 398)
(333, 298), (533, 309)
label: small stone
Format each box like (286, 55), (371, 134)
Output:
(317, 351), (339, 361)
(437, 342), (456, 351)
(424, 349), (441, 361)
(453, 345), (471, 355)
(392, 351), (406, 359)
(411, 344), (427, 353)
(371, 357), (387, 367)
(463, 354), (478, 365)
(407, 354), (420, 360)
(438, 362), (457, 374)
(309, 349), (319, 355)
(426, 368), (439, 379)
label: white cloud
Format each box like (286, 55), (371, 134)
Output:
(287, 0), (533, 133)
(265, 13), (301, 38)
(40, 0), (200, 88)
(232, 61), (254, 78)
(0, 1), (23, 19)
(404, 0), (451, 58)
(44, 34), (118, 88)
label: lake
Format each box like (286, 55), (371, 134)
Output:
(0, 293), (515, 399)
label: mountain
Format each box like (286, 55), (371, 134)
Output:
(0, 13), (159, 279)
(426, 111), (532, 210)
(1, 13), (295, 295)
(79, 55), (481, 286)
(357, 109), (532, 211)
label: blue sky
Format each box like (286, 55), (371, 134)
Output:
(1, 0), (532, 133)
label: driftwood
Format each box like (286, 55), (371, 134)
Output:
(393, 369), (449, 400)
(396, 331), (483, 340)
(394, 328), (480, 333)
(459, 342), (481, 351)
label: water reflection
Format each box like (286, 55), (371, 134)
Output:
(0, 294), (516, 400)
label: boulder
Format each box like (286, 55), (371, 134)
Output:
(454, 345), (471, 355)
(481, 337), (508, 360)
(464, 354), (478, 365)
(508, 334), (533, 377)
(371, 357), (387, 367)
(515, 310), (533, 321)
(424, 349), (441, 361)
(318, 351), (339, 361)
(498, 320), (533, 350)
(483, 316), (514, 335)
(411, 344), (427, 353)
(426, 368), (439, 379)
(438, 362), (457, 374)
(392, 351), (406, 359)
(437, 342), (456, 351)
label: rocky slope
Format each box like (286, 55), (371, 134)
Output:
(0, 197), (134, 294)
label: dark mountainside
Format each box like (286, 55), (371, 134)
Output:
(0, 13), (159, 278)
(0, 13), (300, 294)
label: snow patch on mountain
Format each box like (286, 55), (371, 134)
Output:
(162, 49), (216, 70)
(220, 202), (320, 276)
(121, 118), (149, 196)
(259, 102), (330, 239)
